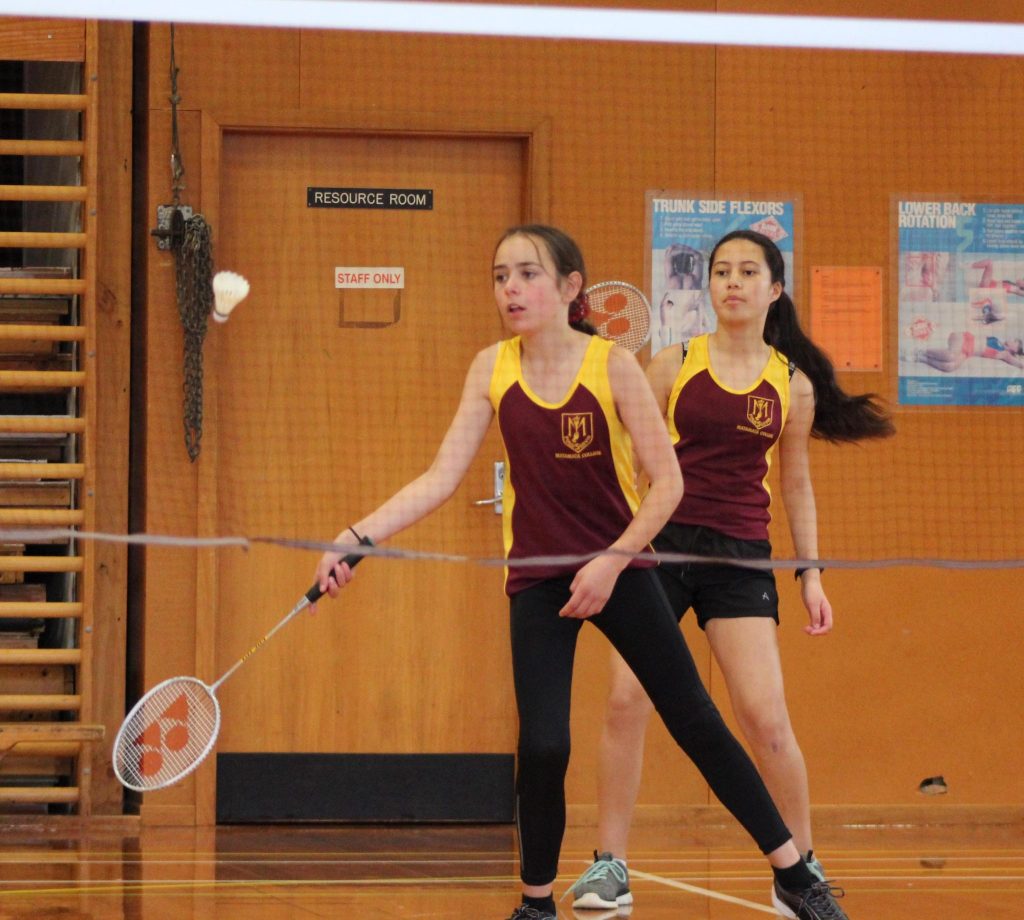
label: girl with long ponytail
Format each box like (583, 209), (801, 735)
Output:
(576, 229), (879, 919)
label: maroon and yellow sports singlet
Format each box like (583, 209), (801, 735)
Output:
(490, 335), (646, 595)
(666, 334), (792, 541)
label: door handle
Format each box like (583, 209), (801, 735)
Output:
(472, 461), (504, 515)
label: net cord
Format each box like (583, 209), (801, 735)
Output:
(1, 527), (1021, 571)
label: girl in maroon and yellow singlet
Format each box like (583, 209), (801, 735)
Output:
(313, 225), (837, 920)
(586, 231), (892, 918)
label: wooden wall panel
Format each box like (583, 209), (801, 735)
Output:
(0, 18), (85, 61)
(138, 105), (205, 824)
(297, 28), (719, 292)
(147, 25), (300, 113)
(136, 8), (1024, 825)
(775, 569), (1024, 805)
(90, 19), (133, 815)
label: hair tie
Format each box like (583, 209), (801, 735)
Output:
(569, 292), (590, 325)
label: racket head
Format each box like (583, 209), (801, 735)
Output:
(585, 281), (652, 353)
(113, 676), (221, 792)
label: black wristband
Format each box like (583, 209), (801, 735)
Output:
(794, 566), (824, 580)
(347, 525), (366, 543)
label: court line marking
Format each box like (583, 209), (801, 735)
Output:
(0, 877), (509, 897)
(5, 852), (1024, 863)
(3, 873), (1023, 885)
(3, 874), (1024, 885)
(0, 857), (518, 866)
(3, 874), (1023, 901)
(629, 868), (777, 914)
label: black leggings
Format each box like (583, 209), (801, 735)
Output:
(510, 568), (791, 887)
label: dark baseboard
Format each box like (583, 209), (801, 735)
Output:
(216, 753), (515, 824)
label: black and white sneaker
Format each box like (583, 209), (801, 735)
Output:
(506, 905), (556, 920)
(772, 850), (827, 902)
(772, 878), (848, 919)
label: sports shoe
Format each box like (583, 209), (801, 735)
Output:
(568, 851), (632, 909)
(572, 906), (632, 920)
(771, 878), (848, 919)
(769, 852), (827, 911)
(506, 905), (556, 920)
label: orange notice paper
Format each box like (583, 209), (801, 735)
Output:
(810, 266), (883, 371)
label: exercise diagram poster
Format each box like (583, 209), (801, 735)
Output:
(646, 193), (796, 355)
(898, 201), (1024, 406)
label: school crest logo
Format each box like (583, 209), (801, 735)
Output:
(746, 395), (774, 430)
(561, 412), (594, 453)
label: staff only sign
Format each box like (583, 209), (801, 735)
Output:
(308, 187), (433, 210)
(335, 267), (405, 289)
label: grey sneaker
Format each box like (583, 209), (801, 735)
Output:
(572, 907), (632, 920)
(568, 851), (632, 909)
(771, 879), (848, 919)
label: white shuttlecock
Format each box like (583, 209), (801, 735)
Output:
(211, 271), (250, 323)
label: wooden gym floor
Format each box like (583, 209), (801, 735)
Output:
(0, 818), (1022, 918)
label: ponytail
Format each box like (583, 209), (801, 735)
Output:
(569, 290), (597, 335)
(710, 229), (894, 443)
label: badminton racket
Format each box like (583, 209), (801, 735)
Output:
(211, 270), (250, 323)
(585, 281), (652, 353)
(113, 538), (372, 793)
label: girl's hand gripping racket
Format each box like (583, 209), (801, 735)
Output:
(585, 281), (652, 353)
(112, 537), (373, 792)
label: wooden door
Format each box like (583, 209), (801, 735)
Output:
(206, 131), (524, 776)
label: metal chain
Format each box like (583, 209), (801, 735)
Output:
(175, 215), (213, 461)
(168, 24), (185, 207)
(165, 25), (211, 461)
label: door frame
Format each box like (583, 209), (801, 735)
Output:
(151, 108), (551, 826)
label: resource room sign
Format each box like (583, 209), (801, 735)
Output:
(308, 187), (433, 210)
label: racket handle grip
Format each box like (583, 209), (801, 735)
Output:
(305, 536), (374, 603)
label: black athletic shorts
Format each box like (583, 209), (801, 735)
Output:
(653, 522), (779, 629)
